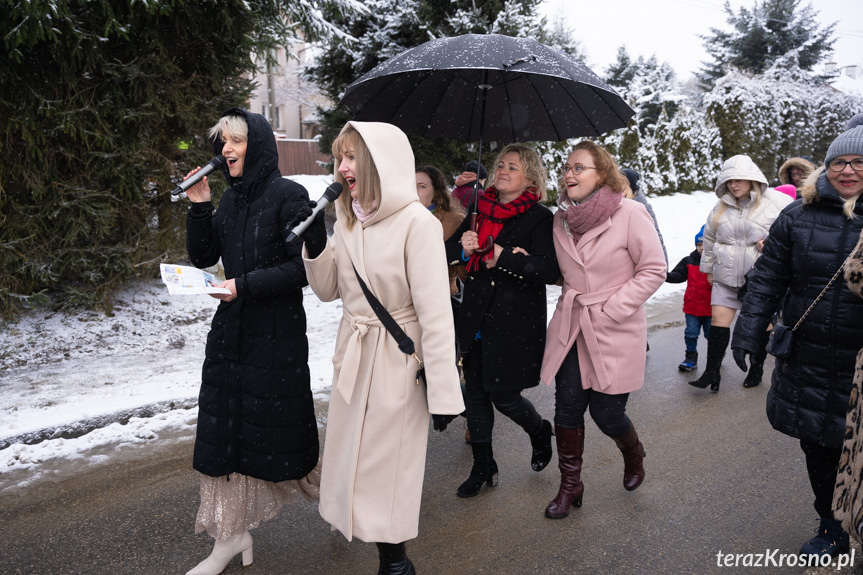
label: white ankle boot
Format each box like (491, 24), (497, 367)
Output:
(186, 530), (253, 575)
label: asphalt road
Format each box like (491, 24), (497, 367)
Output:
(2, 293), (862, 575)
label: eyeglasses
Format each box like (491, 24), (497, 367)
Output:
(561, 164), (596, 176)
(827, 158), (863, 172)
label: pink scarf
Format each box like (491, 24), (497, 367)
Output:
(562, 186), (621, 245)
(352, 198), (378, 223)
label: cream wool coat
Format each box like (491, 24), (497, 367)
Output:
(700, 155), (793, 288)
(303, 122), (464, 544)
(540, 197), (666, 393)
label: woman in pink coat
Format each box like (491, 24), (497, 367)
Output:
(540, 141), (666, 519)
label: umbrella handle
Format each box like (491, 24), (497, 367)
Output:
(469, 213), (495, 255)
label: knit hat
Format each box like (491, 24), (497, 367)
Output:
(621, 168), (640, 192)
(694, 225), (705, 246)
(465, 160), (488, 180)
(825, 113), (863, 164)
(774, 184), (798, 200)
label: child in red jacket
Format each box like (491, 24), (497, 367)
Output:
(666, 226), (712, 371)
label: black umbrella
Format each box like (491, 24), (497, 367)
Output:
(340, 33), (634, 253)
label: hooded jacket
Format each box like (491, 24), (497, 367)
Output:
(732, 171), (863, 447)
(303, 122), (464, 543)
(778, 157), (815, 191)
(700, 155), (793, 288)
(185, 108), (319, 482)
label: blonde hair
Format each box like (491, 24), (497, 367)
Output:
(491, 143), (547, 200)
(712, 180), (763, 227)
(208, 115), (248, 143)
(331, 126), (382, 230)
(560, 141), (628, 198)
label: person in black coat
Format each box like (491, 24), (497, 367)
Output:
(443, 143), (560, 498)
(182, 108), (327, 575)
(731, 115), (863, 560)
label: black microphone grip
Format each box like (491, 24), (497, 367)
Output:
(172, 155), (226, 196)
(286, 182), (343, 245)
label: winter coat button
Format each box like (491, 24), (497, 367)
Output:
(561, 267), (566, 274)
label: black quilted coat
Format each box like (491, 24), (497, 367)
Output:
(186, 108), (319, 481)
(733, 172), (863, 448)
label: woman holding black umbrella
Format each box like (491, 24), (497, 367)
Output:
(444, 143), (560, 498)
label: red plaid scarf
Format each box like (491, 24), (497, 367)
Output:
(467, 186), (539, 272)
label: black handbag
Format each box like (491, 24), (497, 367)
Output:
(352, 264), (426, 386)
(766, 322), (793, 359)
(766, 254), (853, 360)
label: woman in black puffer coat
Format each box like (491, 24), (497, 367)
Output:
(182, 108), (327, 575)
(732, 115), (863, 561)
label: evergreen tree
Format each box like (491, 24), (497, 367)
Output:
(698, 0), (836, 87)
(0, 0), (356, 314)
(704, 53), (862, 179)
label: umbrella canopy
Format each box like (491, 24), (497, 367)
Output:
(340, 33), (634, 144)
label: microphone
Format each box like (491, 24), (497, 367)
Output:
(286, 182), (343, 244)
(172, 155), (226, 196)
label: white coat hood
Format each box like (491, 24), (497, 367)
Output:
(334, 121), (419, 226)
(714, 155), (768, 199)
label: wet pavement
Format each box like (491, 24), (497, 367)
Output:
(1, 293), (861, 574)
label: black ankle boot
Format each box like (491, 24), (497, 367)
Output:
(690, 326), (730, 392)
(529, 419), (554, 472)
(457, 442), (498, 498)
(376, 542), (416, 575)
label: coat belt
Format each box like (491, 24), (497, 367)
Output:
(558, 284), (623, 391)
(337, 306), (418, 404)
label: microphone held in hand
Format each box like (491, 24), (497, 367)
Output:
(172, 155), (226, 196)
(285, 182), (343, 244)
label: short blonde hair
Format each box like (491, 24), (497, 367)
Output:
(331, 126), (382, 230)
(208, 115), (248, 143)
(491, 143), (547, 200)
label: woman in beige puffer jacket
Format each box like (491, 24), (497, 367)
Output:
(690, 154), (793, 392)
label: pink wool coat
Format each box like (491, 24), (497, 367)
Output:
(540, 197), (666, 394)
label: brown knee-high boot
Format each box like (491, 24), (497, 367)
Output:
(613, 423), (645, 491)
(544, 425), (585, 519)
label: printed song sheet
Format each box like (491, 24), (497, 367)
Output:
(160, 264), (231, 295)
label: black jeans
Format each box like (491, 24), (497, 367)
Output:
(462, 340), (542, 444)
(554, 343), (631, 438)
(800, 439), (843, 519)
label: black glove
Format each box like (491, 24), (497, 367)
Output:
(732, 347), (750, 372)
(287, 200), (327, 258)
(432, 413), (458, 432)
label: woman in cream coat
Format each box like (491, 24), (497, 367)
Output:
(540, 141), (666, 519)
(302, 121), (464, 575)
(691, 154), (792, 392)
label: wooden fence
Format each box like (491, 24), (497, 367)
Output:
(276, 139), (331, 176)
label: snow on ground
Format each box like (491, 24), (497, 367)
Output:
(0, 182), (721, 493)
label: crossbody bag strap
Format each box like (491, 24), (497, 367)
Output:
(792, 251), (855, 332)
(351, 264), (424, 374)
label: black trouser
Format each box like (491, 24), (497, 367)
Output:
(554, 343), (631, 438)
(800, 439), (843, 519)
(462, 340), (542, 443)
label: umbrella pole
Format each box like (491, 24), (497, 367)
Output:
(471, 80), (494, 255)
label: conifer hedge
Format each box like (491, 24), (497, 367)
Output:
(0, 0), (345, 315)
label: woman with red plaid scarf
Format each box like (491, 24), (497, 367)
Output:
(442, 144), (560, 498)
